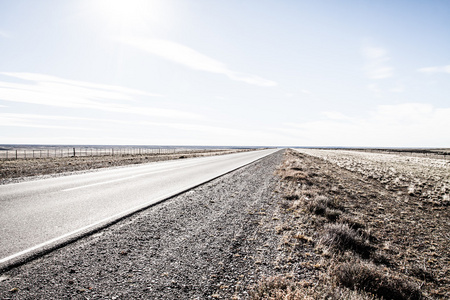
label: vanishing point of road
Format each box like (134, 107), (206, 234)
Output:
(0, 149), (278, 270)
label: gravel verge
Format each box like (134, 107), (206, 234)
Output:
(0, 150), (284, 299)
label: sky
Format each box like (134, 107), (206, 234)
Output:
(0, 0), (449, 147)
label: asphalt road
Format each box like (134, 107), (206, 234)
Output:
(0, 149), (278, 267)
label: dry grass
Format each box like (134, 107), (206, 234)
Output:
(333, 261), (423, 300)
(252, 148), (450, 299)
(299, 149), (450, 206)
(250, 275), (375, 300)
(319, 223), (372, 257)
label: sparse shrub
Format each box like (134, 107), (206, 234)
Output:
(283, 194), (299, 200)
(341, 217), (366, 231)
(307, 195), (331, 215)
(250, 276), (375, 300)
(319, 223), (372, 256)
(409, 264), (435, 282)
(283, 170), (308, 181)
(249, 276), (301, 300)
(333, 262), (423, 300)
(306, 195), (343, 220)
(325, 208), (342, 222)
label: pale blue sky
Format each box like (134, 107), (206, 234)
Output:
(0, 0), (449, 146)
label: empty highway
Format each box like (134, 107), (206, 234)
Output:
(0, 149), (278, 268)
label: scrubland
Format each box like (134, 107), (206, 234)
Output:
(300, 149), (450, 206)
(254, 149), (449, 299)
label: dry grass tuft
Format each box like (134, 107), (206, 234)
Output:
(306, 195), (342, 221)
(324, 208), (342, 222)
(340, 216), (366, 231)
(282, 169), (309, 181)
(249, 276), (301, 300)
(333, 262), (423, 300)
(307, 195), (330, 215)
(283, 194), (299, 201)
(319, 223), (372, 256)
(250, 275), (376, 300)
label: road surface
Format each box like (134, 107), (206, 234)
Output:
(0, 149), (278, 269)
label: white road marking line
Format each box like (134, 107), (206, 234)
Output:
(62, 166), (183, 192)
(62, 157), (222, 192)
(0, 150), (276, 265)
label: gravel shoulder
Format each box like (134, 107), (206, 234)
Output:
(0, 150), (285, 299)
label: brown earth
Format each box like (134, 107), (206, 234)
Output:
(266, 149), (449, 299)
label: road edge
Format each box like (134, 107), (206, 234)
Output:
(0, 149), (281, 274)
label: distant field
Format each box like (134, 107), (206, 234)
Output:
(300, 148), (450, 205)
(302, 147), (450, 160)
(0, 145), (253, 160)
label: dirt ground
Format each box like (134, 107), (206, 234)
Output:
(270, 149), (449, 299)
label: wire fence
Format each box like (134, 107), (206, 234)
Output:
(0, 147), (236, 160)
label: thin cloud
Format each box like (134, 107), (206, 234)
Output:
(0, 113), (90, 130)
(362, 45), (393, 79)
(281, 103), (450, 147)
(139, 120), (285, 146)
(0, 73), (200, 120)
(418, 65), (450, 74)
(119, 37), (277, 87)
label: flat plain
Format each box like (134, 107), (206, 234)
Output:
(1, 148), (449, 299)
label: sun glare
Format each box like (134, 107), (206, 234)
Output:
(90, 0), (167, 30)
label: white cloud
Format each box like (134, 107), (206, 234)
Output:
(0, 73), (200, 120)
(0, 113), (90, 130)
(418, 65), (450, 74)
(320, 111), (352, 121)
(118, 37), (277, 87)
(279, 103), (450, 147)
(362, 45), (393, 79)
